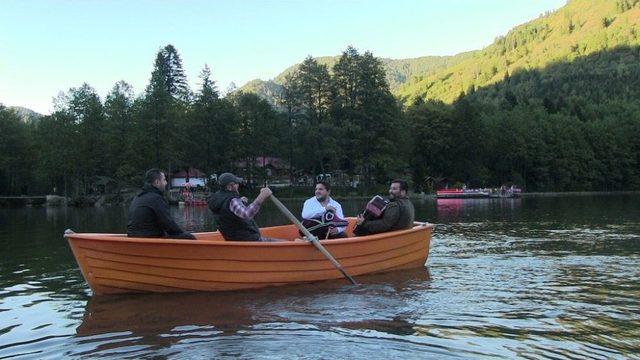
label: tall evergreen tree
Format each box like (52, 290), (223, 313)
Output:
(104, 81), (136, 182)
(406, 100), (455, 189)
(332, 48), (404, 184)
(230, 92), (284, 184)
(0, 106), (35, 194)
(161, 44), (191, 102)
(278, 73), (303, 183)
(34, 111), (79, 196)
(295, 56), (333, 174)
(332, 46), (362, 175)
(54, 84), (107, 193)
(141, 44), (190, 169)
(186, 65), (237, 173)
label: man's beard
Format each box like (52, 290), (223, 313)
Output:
(316, 195), (327, 202)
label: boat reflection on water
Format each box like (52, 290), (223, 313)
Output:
(436, 198), (522, 221)
(76, 268), (432, 338)
(76, 291), (256, 337)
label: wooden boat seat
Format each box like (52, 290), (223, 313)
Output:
(198, 218), (360, 242)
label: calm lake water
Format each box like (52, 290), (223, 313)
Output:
(1, 194), (639, 359)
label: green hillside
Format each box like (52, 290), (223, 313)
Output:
(381, 52), (477, 91)
(238, 52), (475, 103)
(398, 0), (640, 103)
(404, 0), (640, 192)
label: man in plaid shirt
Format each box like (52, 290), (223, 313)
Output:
(208, 172), (276, 241)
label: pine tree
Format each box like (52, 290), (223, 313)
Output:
(295, 56), (333, 174)
(230, 92), (284, 184)
(162, 44), (191, 102)
(54, 84), (107, 193)
(279, 74), (303, 183)
(332, 46), (362, 175)
(141, 45), (190, 168)
(0, 106), (35, 194)
(35, 111), (79, 196)
(186, 65), (236, 173)
(104, 81), (136, 183)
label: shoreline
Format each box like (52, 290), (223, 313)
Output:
(419, 191), (640, 200)
(1, 190), (639, 208)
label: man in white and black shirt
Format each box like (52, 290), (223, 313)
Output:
(301, 181), (346, 238)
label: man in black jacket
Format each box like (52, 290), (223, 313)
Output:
(127, 169), (196, 239)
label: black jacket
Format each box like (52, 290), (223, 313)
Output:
(208, 189), (261, 241)
(127, 184), (195, 239)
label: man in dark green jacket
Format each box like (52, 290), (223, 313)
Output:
(355, 179), (415, 235)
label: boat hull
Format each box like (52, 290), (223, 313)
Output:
(65, 219), (433, 295)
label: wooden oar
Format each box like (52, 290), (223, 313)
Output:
(269, 195), (357, 285)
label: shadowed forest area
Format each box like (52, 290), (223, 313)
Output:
(408, 46), (640, 191)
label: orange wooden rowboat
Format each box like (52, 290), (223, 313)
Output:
(65, 218), (433, 295)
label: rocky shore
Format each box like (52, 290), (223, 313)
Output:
(0, 189), (140, 208)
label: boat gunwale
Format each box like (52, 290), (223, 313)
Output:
(64, 220), (434, 247)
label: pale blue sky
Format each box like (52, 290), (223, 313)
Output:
(0, 0), (565, 114)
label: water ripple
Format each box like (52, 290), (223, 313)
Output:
(1, 197), (640, 358)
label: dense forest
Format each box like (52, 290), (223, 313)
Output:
(0, 45), (404, 196)
(1, 0), (639, 196)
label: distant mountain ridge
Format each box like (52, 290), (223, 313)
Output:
(239, 0), (640, 106)
(238, 52), (476, 105)
(8, 106), (43, 124)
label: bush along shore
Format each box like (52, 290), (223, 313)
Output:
(0, 183), (409, 208)
(3, 188), (639, 208)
